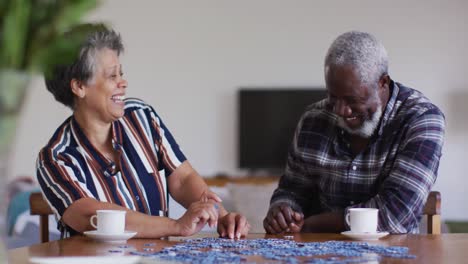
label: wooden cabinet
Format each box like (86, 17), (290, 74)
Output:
(203, 175), (280, 187)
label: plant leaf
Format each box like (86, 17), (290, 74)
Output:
(23, 0), (61, 67)
(56, 0), (99, 33)
(25, 0), (100, 73)
(0, 0), (10, 23)
(0, 0), (32, 69)
(30, 23), (107, 77)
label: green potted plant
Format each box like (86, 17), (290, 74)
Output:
(0, 0), (105, 257)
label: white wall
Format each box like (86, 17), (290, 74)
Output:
(10, 0), (468, 220)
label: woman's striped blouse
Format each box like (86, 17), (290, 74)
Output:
(36, 98), (186, 235)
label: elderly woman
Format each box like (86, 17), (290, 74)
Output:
(37, 29), (249, 239)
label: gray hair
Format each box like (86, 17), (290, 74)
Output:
(45, 29), (124, 109)
(324, 31), (388, 86)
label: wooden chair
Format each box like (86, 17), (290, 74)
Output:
(29, 192), (54, 242)
(423, 191), (441, 234)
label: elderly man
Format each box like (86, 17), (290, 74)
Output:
(263, 31), (445, 234)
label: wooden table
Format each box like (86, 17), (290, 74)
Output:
(8, 233), (468, 263)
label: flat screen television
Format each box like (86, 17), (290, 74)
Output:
(238, 88), (327, 172)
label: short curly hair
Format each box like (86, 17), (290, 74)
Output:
(324, 31), (388, 87)
(45, 29), (124, 109)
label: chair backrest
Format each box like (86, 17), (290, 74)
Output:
(29, 192), (54, 243)
(423, 191), (441, 234)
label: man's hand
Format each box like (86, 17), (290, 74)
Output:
(217, 212), (250, 239)
(175, 201), (218, 236)
(263, 203), (304, 234)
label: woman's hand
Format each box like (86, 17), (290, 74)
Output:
(217, 212), (250, 239)
(200, 189), (250, 238)
(200, 189), (222, 203)
(175, 200), (219, 236)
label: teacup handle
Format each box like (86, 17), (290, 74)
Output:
(90, 215), (98, 229)
(345, 212), (351, 227)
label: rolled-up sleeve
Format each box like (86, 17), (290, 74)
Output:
(36, 151), (94, 218)
(148, 106), (187, 177)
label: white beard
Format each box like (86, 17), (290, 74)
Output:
(337, 100), (383, 138)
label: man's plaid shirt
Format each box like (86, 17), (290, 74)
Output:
(270, 81), (445, 234)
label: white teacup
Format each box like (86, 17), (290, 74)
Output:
(345, 208), (378, 233)
(90, 210), (126, 234)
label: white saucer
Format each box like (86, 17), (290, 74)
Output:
(341, 231), (389, 240)
(83, 230), (137, 243)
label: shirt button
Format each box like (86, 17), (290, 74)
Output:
(135, 196), (140, 201)
(352, 165), (357, 171)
